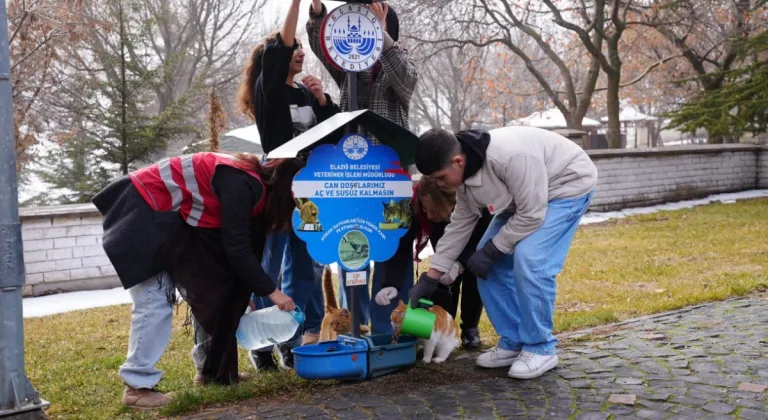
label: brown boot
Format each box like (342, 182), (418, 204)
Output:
(302, 332), (319, 345)
(122, 386), (172, 410)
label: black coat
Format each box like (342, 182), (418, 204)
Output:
(92, 176), (185, 290)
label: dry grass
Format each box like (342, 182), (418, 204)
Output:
(23, 199), (768, 419)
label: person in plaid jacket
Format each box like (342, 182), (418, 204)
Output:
(308, 0), (420, 335)
(307, 1), (418, 145)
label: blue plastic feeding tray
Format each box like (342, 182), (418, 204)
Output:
(292, 335), (369, 380)
(292, 334), (417, 381)
(364, 334), (418, 378)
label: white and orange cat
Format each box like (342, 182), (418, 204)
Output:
(318, 266), (369, 342)
(391, 300), (460, 364)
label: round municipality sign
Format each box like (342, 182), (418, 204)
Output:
(342, 134), (369, 160)
(320, 4), (385, 72)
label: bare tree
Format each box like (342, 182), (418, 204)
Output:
(58, 0), (270, 157)
(403, 1), (602, 133)
(132, 0), (268, 113)
(406, 0), (684, 148)
(8, 0), (88, 171)
(640, 0), (765, 91)
(637, 0), (768, 142)
(410, 46), (492, 132)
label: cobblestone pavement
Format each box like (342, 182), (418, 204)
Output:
(186, 296), (768, 419)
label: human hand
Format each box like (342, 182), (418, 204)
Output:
(311, 0), (322, 16)
(438, 262), (462, 286)
(369, 2), (388, 32)
(467, 240), (504, 279)
(408, 272), (439, 308)
(268, 289), (296, 311)
(375, 287), (399, 305)
(302, 75), (327, 106)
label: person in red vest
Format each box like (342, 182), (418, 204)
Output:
(92, 152), (302, 410)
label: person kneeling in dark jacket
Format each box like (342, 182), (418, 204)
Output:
(374, 176), (492, 348)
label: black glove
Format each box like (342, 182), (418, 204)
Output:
(467, 240), (504, 279)
(408, 272), (439, 308)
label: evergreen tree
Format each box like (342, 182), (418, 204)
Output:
(25, 132), (113, 205)
(88, 0), (193, 175)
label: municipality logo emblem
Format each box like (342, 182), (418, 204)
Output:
(342, 134), (369, 160)
(321, 5), (385, 72)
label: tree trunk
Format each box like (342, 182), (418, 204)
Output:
(650, 121), (662, 147)
(566, 112), (584, 131)
(605, 72), (622, 149)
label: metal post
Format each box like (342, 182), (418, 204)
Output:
(0, 0), (48, 417)
(347, 72), (360, 338)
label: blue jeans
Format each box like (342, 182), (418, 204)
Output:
(339, 259), (414, 335)
(119, 272), (175, 388)
(477, 192), (593, 356)
(251, 230), (324, 348)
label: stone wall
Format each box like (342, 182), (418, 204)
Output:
(20, 204), (119, 297)
(18, 145), (768, 296)
(587, 144), (765, 211)
(759, 146), (768, 189)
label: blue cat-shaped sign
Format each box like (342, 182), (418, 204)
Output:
(292, 134), (413, 274)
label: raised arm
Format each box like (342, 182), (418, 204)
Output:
(259, 0), (303, 109)
(281, 0), (301, 49)
(370, 3), (419, 107)
(307, 1), (347, 88)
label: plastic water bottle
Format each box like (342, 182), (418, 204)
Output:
(235, 306), (306, 350)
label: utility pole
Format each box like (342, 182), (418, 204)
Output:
(0, 0), (48, 417)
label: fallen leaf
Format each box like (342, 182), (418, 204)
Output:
(608, 394), (636, 405)
(737, 383), (767, 393)
(640, 333), (666, 341)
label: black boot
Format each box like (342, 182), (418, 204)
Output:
(461, 327), (481, 349)
(248, 350), (278, 372)
(276, 344), (295, 369)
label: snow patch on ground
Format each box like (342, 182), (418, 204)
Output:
(23, 287), (133, 318)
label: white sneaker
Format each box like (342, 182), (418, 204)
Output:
(476, 346), (521, 368)
(508, 351), (558, 379)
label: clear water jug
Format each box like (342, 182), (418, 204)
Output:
(235, 306), (306, 350)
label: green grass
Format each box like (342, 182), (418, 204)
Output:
(24, 199), (768, 419)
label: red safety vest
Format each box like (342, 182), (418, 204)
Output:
(129, 152), (265, 228)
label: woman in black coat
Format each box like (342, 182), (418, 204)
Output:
(93, 153), (302, 410)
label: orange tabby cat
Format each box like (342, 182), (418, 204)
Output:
(390, 300), (460, 363)
(318, 266), (369, 341)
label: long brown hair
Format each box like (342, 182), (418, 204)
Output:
(417, 176), (457, 222)
(232, 153), (303, 232)
(237, 31), (279, 121)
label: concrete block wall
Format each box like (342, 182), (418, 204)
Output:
(587, 145), (765, 211)
(759, 146), (768, 188)
(20, 205), (119, 297)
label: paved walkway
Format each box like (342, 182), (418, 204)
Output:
(186, 295), (768, 419)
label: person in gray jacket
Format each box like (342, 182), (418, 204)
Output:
(409, 126), (597, 379)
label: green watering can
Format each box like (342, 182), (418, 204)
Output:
(402, 299), (436, 339)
